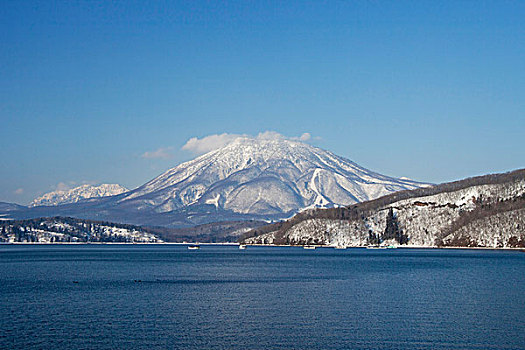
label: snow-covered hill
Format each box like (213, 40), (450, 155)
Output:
(242, 169), (525, 248)
(118, 137), (429, 216)
(30, 184), (129, 207)
(0, 217), (160, 243)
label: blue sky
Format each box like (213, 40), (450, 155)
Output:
(1, 1), (524, 204)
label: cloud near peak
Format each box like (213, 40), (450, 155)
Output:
(141, 147), (175, 160)
(181, 131), (315, 155)
(181, 133), (241, 155)
(55, 182), (71, 191)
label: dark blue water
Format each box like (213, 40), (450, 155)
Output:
(0, 245), (524, 350)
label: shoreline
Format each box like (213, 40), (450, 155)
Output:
(239, 243), (525, 251)
(1, 242), (524, 251)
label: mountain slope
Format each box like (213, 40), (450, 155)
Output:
(0, 202), (26, 221)
(30, 184), (129, 207)
(241, 169), (525, 248)
(0, 202), (26, 212)
(116, 137), (429, 216)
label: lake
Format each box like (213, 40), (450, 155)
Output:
(0, 245), (524, 349)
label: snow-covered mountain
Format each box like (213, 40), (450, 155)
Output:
(4, 137), (429, 228)
(29, 184), (129, 207)
(117, 137), (429, 216)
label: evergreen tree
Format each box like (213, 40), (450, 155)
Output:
(383, 208), (409, 244)
(383, 208), (397, 240)
(368, 230), (380, 245)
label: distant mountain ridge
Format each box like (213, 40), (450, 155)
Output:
(0, 202), (25, 212)
(30, 184), (129, 207)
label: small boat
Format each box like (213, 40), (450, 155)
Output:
(335, 246), (347, 249)
(239, 245), (246, 250)
(304, 246), (316, 250)
(386, 245), (397, 249)
(366, 245), (387, 249)
(187, 245), (200, 250)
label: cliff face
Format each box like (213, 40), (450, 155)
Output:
(242, 169), (525, 248)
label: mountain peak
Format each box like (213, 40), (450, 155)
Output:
(30, 183), (129, 207)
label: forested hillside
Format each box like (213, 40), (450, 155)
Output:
(241, 169), (525, 248)
(0, 217), (160, 243)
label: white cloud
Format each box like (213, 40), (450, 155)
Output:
(14, 188), (24, 195)
(141, 147), (175, 160)
(181, 131), (317, 155)
(297, 133), (311, 141)
(255, 131), (284, 141)
(182, 133), (245, 154)
(55, 182), (71, 191)
(256, 131), (311, 142)
(45, 181), (96, 193)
